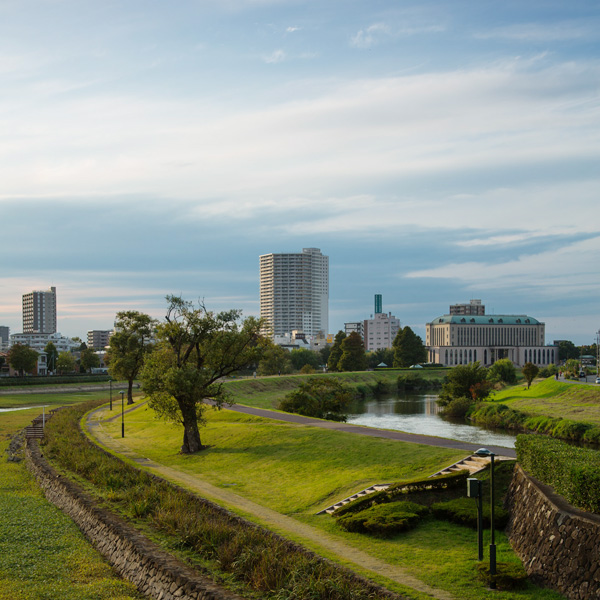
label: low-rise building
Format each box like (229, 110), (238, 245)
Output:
(87, 329), (113, 350)
(9, 331), (80, 354)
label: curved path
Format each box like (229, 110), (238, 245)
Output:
(86, 402), (462, 600)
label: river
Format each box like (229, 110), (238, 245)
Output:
(347, 393), (516, 449)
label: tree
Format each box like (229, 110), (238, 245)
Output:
(141, 296), (264, 454)
(337, 331), (367, 372)
(487, 358), (517, 385)
(392, 326), (427, 368)
(80, 348), (100, 373)
(278, 377), (352, 421)
(56, 351), (76, 374)
(558, 340), (579, 361)
(327, 331), (346, 372)
(367, 348), (395, 369)
(437, 362), (491, 407)
(522, 362), (539, 389)
(8, 344), (39, 376)
(106, 311), (156, 405)
(44, 341), (58, 374)
(290, 348), (321, 372)
(257, 340), (292, 375)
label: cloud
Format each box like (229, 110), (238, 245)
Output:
(350, 23), (391, 48)
(286, 26), (300, 33)
(263, 49), (286, 63)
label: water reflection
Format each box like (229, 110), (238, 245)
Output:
(347, 393), (516, 449)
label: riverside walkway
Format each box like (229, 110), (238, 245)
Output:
(86, 401), (467, 600)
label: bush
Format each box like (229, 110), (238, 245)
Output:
(337, 501), (428, 536)
(278, 377), (352, 421)
(439, 396), (473, 418)
(539, 363), (558, 378)
(469, 403), (527, 430)
(516, 434), (600, 513)
(476, 561), (528, 590)
(430, 497), (509, 529)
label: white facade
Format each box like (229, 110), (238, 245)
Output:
(364, 312), (401, 352)
(426, 314), (558, 367)
(260, 248), (329, 338)
(10, 331), (80, 354)
(22, 286), (57, 334)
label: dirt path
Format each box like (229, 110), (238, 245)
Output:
(86, 403), (456, 600)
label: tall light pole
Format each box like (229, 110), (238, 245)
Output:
(120, 391), (125, 438)
(475, 448), (496, 589)
(109, 378), (113, 411)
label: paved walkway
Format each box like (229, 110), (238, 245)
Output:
(86, 403), (458, 600)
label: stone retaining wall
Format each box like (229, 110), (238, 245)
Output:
(505, 465), (600, 600)
(25, 438), (245, 600)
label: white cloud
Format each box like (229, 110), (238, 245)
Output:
(350, 23), (391, 48)
(263, 49), (286, 63)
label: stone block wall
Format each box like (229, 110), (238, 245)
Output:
(505, 465), (600, 600)
(25, 439), (244, 600)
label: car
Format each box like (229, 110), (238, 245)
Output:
(579, 371), (586, 378)
(596, 377), (600, 384)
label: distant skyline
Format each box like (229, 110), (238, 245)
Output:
(1, 1), (599, 345)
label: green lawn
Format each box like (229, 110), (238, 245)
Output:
(491, 378), (600, 425)
(0, 387), (140, 409)
(0, 408), (144, 600)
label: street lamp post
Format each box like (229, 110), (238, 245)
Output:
(120, 391), (125, 438)
(475, 448), (496, 589)
(467, 478), (484, 561)
(109, 378), (113, 411)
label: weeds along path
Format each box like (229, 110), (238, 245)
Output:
(86, 403), (455, 600)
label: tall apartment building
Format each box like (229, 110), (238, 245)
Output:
(449, 299), (485, 316)
(0, 326), (9, 350)
(87, 329), (112, 350)
(22, 286), (57, 334)
(259, 248), (329, 338)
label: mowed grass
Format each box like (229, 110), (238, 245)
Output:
(0, 409), (144, 600)
(0, 387), (141, 409)
(99, 403), (466, 514)
(224, 369), (447, 409)
(491, 378), (600, 425)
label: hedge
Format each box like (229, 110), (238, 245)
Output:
(337, 501), (428, 536)
(515, 434), (600, 513)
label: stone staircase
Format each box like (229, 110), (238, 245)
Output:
(317, 453), (507, 515)
(24, 408), (65, 440)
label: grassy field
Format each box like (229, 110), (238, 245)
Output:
(224, 369), (447, 409)
(94, 402), (563, 599)
(491, 378), (600, 425)
(0, 407), (144, 600)
(0, 386), (140, 409)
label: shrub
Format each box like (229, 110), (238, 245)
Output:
(439, 396), (472, 418)
(430, 498), (509, 529)
(337, 501), (428, 536)
(476, 561), (528, 590)
(278, 377), (352, 421)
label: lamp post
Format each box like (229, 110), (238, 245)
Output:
(109, 378), (113, 411)
(467, 478), (484, 561)
(120, 391), (125, 438)
(475, 448), (496, 589)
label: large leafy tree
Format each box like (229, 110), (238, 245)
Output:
(80, 348), (100, 373)
(437, 361), (491, 407)
(290, 348), (321, 372)
(141, 296), (265, 454)
(327, 331), (346, 372)
(367, 348), (395, 369)
(257, 340), (292, 375)
(522, 362), (540, 389)
(558, 340), (579, 361)
(8, 344), (39, 376)
(106, 311), (156, 404)
(392, 326), (427, 368)
(43, 341), (58, 373)
(487, 358), (517, 385)
(56, 351), (77, 374)
(338, 331), (367, 372)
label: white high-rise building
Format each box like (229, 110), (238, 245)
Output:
(22, 286), (57, 334)
(259, 248), (329, 338)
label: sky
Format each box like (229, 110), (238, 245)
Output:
(1, 0), (599, 345)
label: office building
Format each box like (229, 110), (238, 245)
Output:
(87, 329), (112, 350)
(0, 326), (9, 350)
(425, 306), (558, 367)
(260, 248), (329, 338)
(23, 286), (57, 334)
(345, 295), (401, 352)
(449, 299), (485, 316)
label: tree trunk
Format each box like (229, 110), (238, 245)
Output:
(179, 402), (204, 453)
(127, 378), (134, 405)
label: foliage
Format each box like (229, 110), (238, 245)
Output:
(487, 359), (517, 385)
(476, 562), (528, 591)
(290, 347), (321, 371)
(516, 434), (600, 513)
(337, 501), (428, 536)
(563, 359), (580, 378)
(392, 326), (427, 368)
(522, 362), (539, 389)
(440, 396), (473, 418)
(278, 377), (352, 421)
(299, 363), (315, 374)
(44, 341), (58, 373)
(337, 331), (367, 372)
(437, 362), (491, 407)
(142, 296), (264, 453)
(42, 400), (396, 600)
(430, 498), (509, 529)
(539, 363), (558, 378)
(327, 330), (346, 372)
(558, 340), (579, 361)
(7, 343), (39, 376)
(366, 348), (395, 369)
(257, 340), (292, 375)
(56, 351), (77, 374)
(106, 310), (156, 404)
(79, 348), (100, 373)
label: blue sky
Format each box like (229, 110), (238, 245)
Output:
(1, 0), (599, 345)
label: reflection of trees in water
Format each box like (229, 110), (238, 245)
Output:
(360, 393), (440, 417)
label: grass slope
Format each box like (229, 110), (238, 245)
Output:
(0, 409), (144, 600)
(491, 378), (600, 425)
